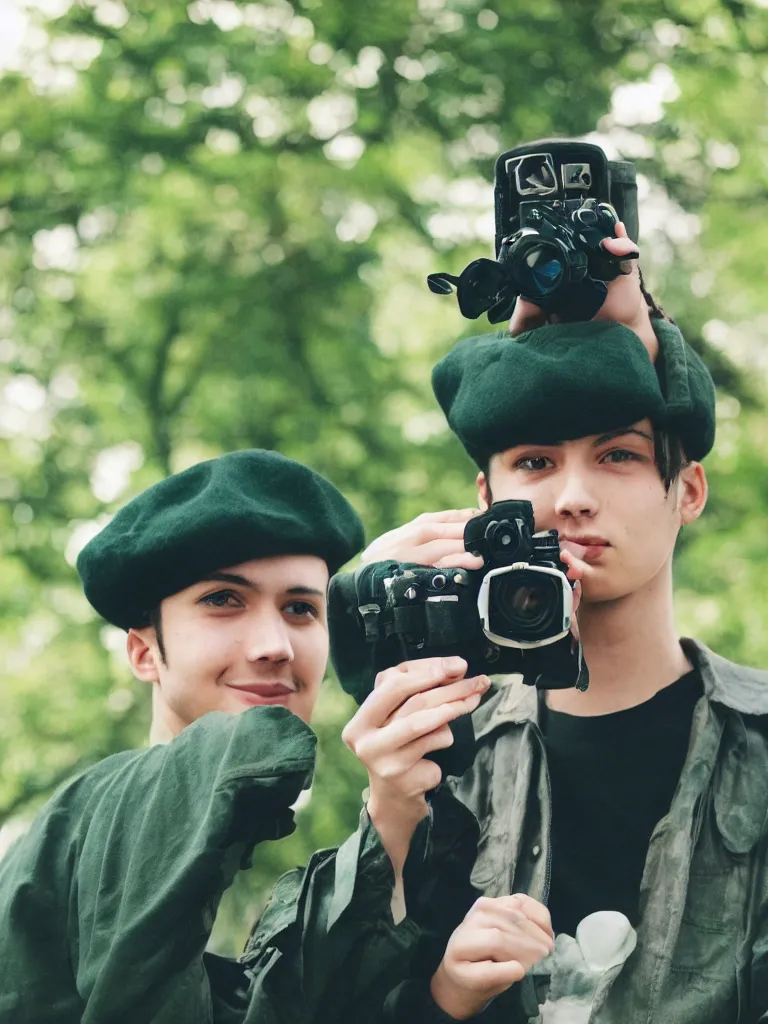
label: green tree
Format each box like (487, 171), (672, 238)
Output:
(1, 0), (767, 951)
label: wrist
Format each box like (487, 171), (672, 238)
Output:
(430, 965), (486, 1021)
(367, 791), (429, 873)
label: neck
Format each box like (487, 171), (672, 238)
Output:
(547, 561), (692, 716)
(148, 686), (184, 745)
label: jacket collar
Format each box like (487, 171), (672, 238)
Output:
(683, 637), (768, 714)
(473, 637), (768, 743)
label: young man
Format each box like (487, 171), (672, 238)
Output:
(318, 232), (768, 1022)
(0, 448), (453, 1023)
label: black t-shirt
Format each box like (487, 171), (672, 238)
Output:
(541, 668), (703, 937)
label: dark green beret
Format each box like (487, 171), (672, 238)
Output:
(432, 318), (715, 466)
(77, 449), (365, 630)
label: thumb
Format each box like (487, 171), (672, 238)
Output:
(508, 297), (548, 337)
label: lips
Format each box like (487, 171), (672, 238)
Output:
(560, 536), (610, 563)
(226, 682), (297, 706)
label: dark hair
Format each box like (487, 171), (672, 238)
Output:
(147, 605), (168, 666)
(653, 426), (689, 491)
(639, 270), (671, 324)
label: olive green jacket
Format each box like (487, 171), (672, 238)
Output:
(0, 705), (316, 1024)
(246, 639), (768, 1024)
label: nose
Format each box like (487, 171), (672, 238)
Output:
(553, 466), (599, 521)
(244, 608), (294, 665)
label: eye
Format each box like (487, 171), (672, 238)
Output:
(514, 455), (554, 472)
(600, 448), (643, 465)
(198, 589), (244, 608)
(283, 600), (321, 620)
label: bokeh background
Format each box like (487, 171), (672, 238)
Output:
(1, 0), (768, 953)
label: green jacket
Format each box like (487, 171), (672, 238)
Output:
(0, 705), (316, 1024)
(245, 640), (768, 1023)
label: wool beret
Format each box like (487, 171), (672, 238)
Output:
(431, 318), (715, 465)
(77, 449), (365, 630)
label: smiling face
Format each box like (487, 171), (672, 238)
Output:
(127, 555), (330, 740)
(478, 420), (707, 605)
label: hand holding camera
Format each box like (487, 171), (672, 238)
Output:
(509, 221), (659, 364)
(329, 500), (589, 779)
(427, 137), (659, 362)
(341, 656), (490, 874)
(430, 894), (554, 1020)
(361, 508), (484, 572)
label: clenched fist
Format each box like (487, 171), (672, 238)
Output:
(430, 894), (554, 1020)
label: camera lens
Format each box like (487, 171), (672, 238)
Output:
(489, 568), (563, 643)
(514, 242), (565, 298)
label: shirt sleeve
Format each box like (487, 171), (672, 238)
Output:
(0, 705), (316, 1024)
(240, 783), (485, 1024)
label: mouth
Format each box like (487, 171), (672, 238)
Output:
(559, 536), (610, 563)
(225, 682), (298, 706)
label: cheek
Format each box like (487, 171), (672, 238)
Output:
(166, 617), (237, 674)
(295, 627), (329, 682)
(616, 494), (678, 564)
(489, 471), (549, 511)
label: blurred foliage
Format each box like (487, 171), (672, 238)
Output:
(1, 0), (767, 954)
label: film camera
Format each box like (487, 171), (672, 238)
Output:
(428, 139), (639, 323)
(328, 500), (588, 777)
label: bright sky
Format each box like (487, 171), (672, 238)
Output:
(0, 1), (28, 72)
(0, 0), (72, 73)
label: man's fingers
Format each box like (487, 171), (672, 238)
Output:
(408, 538), (475, 567)
(411, 521), (475, 544)
(503, 894), (554, 937)
(389, 673), (489, 722)
(601, 220), (640, 277)
(360, 708), (472, 781)
(601, 235), (640, 277)
(571, 577), (582, 616)
(344, 657), (470, 744)
(452, 921), (554, 967)
(452, 958), (527, 992)
(364, 691), (482, 759)
(363, 729), (453, 787)
(508, 297), (548, 338)
(559, 548), (587, 582)
(434, 551), (485, 571)
(361, 511), (480, 563)
(601, 236), (639, 259)
(415, 509), (480, 524)
(468, 896), (554, 943)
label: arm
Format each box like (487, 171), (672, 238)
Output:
(76, 706), (315, 1022)
(240, 779), (487, 1024)
(342, 656), (489, 918)
(0, 705), (315, 1024)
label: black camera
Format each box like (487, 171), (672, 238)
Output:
(328, 501), (588, 777)
(427, 139), (639, 323)
(464, 500), (573, 649)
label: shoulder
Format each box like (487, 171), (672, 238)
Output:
(27, 748), (145, 830)
(685, 638), (768, 717)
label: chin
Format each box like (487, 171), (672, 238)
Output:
(579, 577), (632, 604)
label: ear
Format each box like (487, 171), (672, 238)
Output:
(126, 627), (162, 684)
(477, 470), (491, 511)
(677, 462), (708, 525)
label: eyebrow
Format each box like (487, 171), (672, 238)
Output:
(199, 572), (326, 599)
(592, 427), (654, 446)
(510, 426), (653, 452)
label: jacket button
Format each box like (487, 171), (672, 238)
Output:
(531, 844), (541, 859)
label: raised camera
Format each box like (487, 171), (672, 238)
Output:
(427, 139), (638, 323)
